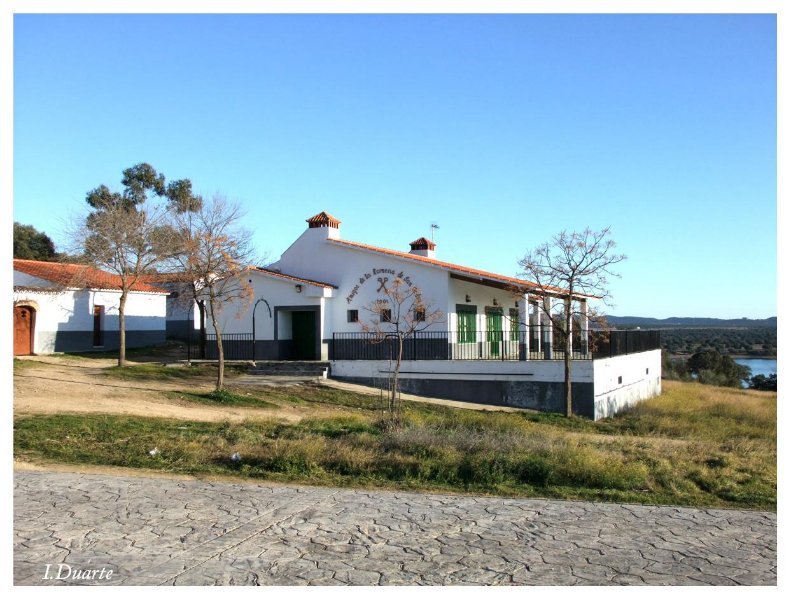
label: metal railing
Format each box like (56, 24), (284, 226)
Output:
(331, 328), (660, 361)
(198, 333), (254, 360)
(184, 328), (661, 362)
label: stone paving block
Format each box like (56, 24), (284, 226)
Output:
(336, 568), (382, 585)
(688, 572), (739, 585)
(14, 471), (777, 586)
(611, 573), (648, 585)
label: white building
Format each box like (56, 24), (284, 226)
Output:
(199, 212), (661, 420)
(13, 259), (168, 355)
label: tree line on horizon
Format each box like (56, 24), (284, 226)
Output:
(658, 328), (776, 358)
(663, 349), (777, 391)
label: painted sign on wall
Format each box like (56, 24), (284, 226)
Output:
(346, 268), (415, 304)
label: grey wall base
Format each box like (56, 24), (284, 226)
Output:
(39, 330), (166, 354)
(166, 320), (198, 342)
(332, 375), (595, 419)
(255, 341), (290, 361)
(196, 340), (296, 361)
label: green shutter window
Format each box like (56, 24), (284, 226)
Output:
(458, 311), (476, 343)
(486, 310), (503, 355)
(509, 308), (520, 342)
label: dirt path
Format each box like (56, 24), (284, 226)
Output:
(13, 356), (303, 423)
(15, 354), (539, 424)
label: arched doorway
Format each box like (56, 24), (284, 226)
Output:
(14, 305), (36, 356)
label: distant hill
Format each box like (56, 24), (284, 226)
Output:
(605, 316), (777, 329)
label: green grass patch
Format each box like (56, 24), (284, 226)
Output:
(252, 383), (386, 411)
(105, 364), (210, 380)
(59, 342), (186, 361)
(13, 358), (35, 372)
(14, 378), (777, 509)
(103, 363), (248, 381)
(166, 389), (278, 409)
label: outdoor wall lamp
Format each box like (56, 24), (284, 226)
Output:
(465, 294), (471, 303)
(493, 298), (499, 307)
(295, 284), (303, 293)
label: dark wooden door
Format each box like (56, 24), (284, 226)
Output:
(291, 311), (316, 360)
(93, 305), (104, 347)
(14, 306), (34, 356)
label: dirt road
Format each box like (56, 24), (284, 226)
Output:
(13, 355), (303, 423)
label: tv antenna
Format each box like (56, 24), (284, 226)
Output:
(430, 222), (440, 242)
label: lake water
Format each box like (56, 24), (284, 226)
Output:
(734, 358), (777, 379)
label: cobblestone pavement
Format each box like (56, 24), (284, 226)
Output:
(14, 470), (776, 586)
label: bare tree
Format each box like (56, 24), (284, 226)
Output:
(170, 195), (255, 391)
(74, 163), (192, 366)
(518, 227), (626, 417)
(360, 277), (443, 419)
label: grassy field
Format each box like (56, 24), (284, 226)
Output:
(14, 378), (776, 509)
(103, 363), (250, 381)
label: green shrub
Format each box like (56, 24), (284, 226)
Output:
(516, 456), (552, 487)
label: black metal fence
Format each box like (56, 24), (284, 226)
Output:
(191, 333), (254, 360)
(594, 329), (661, 359)
(184, 329), (661, 362)
(332, 329), (660, 361)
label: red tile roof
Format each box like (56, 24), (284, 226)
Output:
(330, 239), (581, 297)
(252, 267), (337, 289)
(13, 259), (169, 293)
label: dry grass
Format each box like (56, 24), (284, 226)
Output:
(14, 379), (776, 509)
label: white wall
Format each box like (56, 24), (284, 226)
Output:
(202, 271), (328, 338)
(272, 224), (541, 342)
(274, 227), (451, 337)
(447, 276), (524, 335)
(592, 350), (662, 420)
(334, 351), (661, 420)
(332, 359), (593, 382)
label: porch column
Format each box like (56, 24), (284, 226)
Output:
(521, 293), (530, 359)
(579, 299), (589, 357)
(542, 297), (553, 360)
(529, 299), (540, 357)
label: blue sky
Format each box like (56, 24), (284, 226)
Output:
(12, 13), (777, 319)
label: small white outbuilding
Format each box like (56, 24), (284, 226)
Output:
(13, 259), (168, 355)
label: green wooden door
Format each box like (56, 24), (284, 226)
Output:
(291, 311), (316, 360)
(486, 310), (503, 356)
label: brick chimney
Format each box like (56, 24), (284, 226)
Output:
(409, 237), (436, 259)
(305, 211), (341, 239)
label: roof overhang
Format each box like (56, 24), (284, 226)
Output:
(449, 272), (532, 293)
(449, 272), (591, 302)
